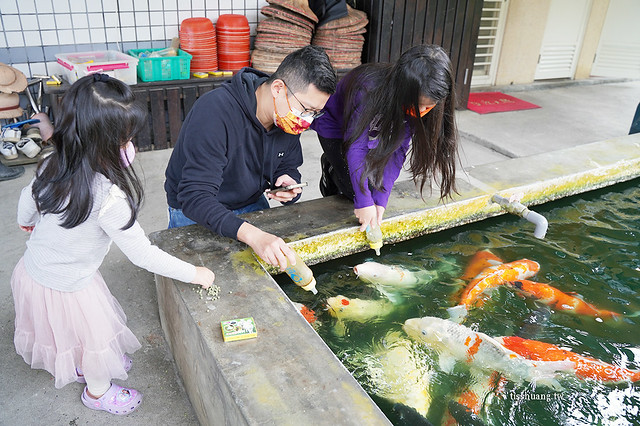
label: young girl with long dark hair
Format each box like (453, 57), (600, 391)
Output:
(312, 44), (458, 231)
(12, 74), (215, 415)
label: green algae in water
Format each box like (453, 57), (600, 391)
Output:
(276, 178), (640, 426)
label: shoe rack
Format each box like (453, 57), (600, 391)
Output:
(0, 78), (52, 167)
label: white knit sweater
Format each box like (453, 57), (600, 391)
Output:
(17, 174), (196, 292)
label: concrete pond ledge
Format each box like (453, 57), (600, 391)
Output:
(149, 133), (640, 425)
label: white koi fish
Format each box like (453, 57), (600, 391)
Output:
(403, 316), (573, 390)
(354, 262), (436, 303)
(326, 295), (395, 323)
(354, 262), (429, 287)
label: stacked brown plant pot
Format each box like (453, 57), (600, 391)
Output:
(251, 0), (319, 73)
(311, 5), (368, 72)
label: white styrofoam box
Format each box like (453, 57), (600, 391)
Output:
(55, 50), (139, 85)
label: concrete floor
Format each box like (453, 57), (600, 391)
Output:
(1, 79), (638, 425)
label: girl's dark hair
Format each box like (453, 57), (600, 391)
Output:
(33, 74), (147, 229)
(343, 44), (458, 199)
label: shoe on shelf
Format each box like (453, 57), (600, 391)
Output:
(81, 383), (143, 415)
(1, 127), (21, 143)
(16, 137), (41, 158)
(26, 126), (42, 142)
(1, 141), (17, 160)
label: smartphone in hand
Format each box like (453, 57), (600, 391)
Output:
(265, 182), (308, 195)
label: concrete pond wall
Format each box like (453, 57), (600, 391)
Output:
(149, 133), (640, 425)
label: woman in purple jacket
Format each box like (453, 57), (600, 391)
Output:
(311, 44), (458, 231)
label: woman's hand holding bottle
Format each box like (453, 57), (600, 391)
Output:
(354, 205), (385, 231)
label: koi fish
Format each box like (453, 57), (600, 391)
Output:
(354, 262), (428, 287)
(325, 295), (394, 323)
(508, 280), (623, 320)
(290, 301), (318, 324)
(403, 316), (573, 390)
(460, 250), (504, 281)
(496, 335), (640, 383)
(367, 334), (433, 417)
(354, 262), (436, 303)
(442, 370), (504, 426)
(448, 259), (540, 321)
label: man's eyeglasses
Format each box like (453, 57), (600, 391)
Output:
(283, 81), (325, 119)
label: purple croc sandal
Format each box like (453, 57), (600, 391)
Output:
(81, 383), (143, 415)
(76, 354), (133, 383)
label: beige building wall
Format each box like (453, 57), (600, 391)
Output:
(494, 0), (551, 85)
(495, 0), (611, 84)
(575, 0), (610, 79)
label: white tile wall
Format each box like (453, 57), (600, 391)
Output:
(0, 0), (269, 77)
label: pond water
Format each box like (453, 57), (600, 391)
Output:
(277, 178), (640, 426)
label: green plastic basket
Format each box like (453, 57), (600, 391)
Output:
(128, 48), (192, 82)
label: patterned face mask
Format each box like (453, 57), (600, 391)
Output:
(273, 90), (313, 135)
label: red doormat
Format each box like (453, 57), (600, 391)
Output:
(467, 92), (541, 114)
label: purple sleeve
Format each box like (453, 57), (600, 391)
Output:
(346, 130), (374, 208)
(346, 124), (412, 209)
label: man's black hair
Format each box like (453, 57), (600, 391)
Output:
(266, 45), (337, 95)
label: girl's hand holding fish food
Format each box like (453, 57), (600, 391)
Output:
(191, 266), (216, 289)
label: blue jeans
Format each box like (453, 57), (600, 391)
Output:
(167, 195), (270, 229)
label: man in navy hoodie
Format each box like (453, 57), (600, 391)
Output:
(165, 46), (336, 271)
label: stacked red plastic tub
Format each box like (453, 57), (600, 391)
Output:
(216, 14), (250, 72)
(179, 17), (218, 72)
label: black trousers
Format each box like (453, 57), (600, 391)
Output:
(317, 135), (355, 200)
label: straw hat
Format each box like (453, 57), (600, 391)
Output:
(0, 92), (24, 118)
(0, 63), (27, 94)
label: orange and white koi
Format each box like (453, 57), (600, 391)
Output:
(497, 335), (640, 383)
(448, 259), (540, 321)
(508, 280), (623, 320)
(460, 250), (504, 281)
(403, 316), (573, 390)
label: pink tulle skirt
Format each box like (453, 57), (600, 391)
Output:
(11, 257), (141, 389)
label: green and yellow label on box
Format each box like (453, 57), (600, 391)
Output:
(221, 317), (257, 342)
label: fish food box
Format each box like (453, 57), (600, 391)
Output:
(221, 317), (257, 342)
(55, 50), (138, 85)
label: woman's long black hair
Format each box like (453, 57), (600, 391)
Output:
(342, 44), (458, 199)
(33, 74), (147, 229)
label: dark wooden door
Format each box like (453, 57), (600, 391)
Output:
(354, 0), (483, 108)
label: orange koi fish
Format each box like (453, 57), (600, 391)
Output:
(460, 250), (504, 281)
(508, 280), (622, 320)
(443, 370), (506, 426)
(497, 335), (640, 383)
(291, 302), (317, 324)
(448, 259), (540, 321)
